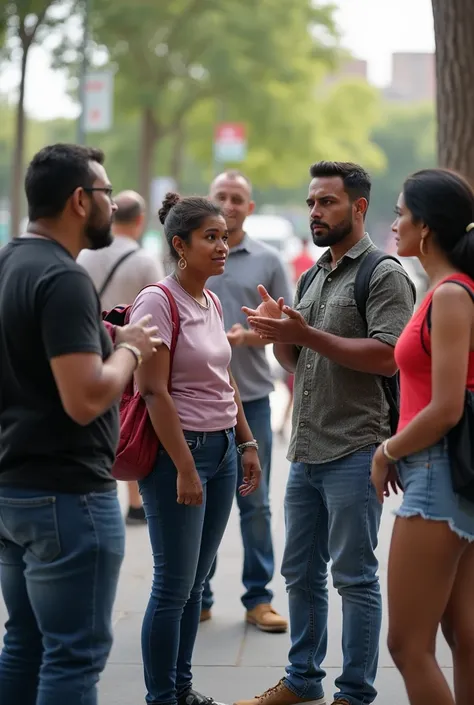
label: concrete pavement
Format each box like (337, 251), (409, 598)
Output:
(0, 387), (454, 704)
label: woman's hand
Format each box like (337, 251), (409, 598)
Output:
(239, 448), (261, 496)
(177, 466), (203, 506)
(371, 444), (401, 503)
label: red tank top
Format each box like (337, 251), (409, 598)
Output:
(395, 274), (474, 432)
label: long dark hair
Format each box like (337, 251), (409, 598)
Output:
(403, 168), (474, 278)
(158, 192), (223, 262)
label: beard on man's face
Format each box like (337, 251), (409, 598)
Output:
(84, 204), (113, 250)
(86, 223), (113, 250)
(310, 210), (354, 248)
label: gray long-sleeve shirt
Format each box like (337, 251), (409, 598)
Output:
(207, 234), (292, 403)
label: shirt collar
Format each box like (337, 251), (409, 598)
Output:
(230, 232), (251, 254)
(317, 233), (373, 269)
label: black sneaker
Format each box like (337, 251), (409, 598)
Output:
(178, 689), (226, 705)
(125, 506), (147, 525)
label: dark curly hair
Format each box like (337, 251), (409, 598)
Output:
(159, 192), (223, 261)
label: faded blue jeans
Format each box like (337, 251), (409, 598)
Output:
(282, 447), (382, 705)
(139, 428), (237, 705)
(0, 487), (125, 705)
(203, 396), (274, 610)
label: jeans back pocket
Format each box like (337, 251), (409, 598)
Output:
(0, 495), (61, 563)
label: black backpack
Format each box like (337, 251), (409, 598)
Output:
(299, 249), (416, 435)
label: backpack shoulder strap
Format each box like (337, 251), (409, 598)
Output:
(206, 289), (223, 320)
(298, 264), (319, 301)
(98, 249), (137, 298)
(354, 250), (404, 324)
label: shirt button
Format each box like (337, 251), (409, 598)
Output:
(327, 277), (332, 282)
(299, 421), (305, 427)
(306, 363), (311, 369)
(304, 390), (309, 396)
(320, 304), (325, 309)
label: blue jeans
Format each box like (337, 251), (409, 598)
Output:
(282, 448), (382, 705)
(202, 396), (274, 610)
(0, 487), (125, 705)
(139, 428), (237, 705)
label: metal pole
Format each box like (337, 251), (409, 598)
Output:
(76, 0), (90, 145)
(213, 99), (225, 177)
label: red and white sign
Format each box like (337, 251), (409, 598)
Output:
(84, 70), (114, 133)
(214, 122), (247, 162)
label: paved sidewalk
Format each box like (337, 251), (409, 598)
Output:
(101, 431), (453, 705)
(0, 389), (454, 704)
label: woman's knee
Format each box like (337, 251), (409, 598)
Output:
(387, 629), (435, 672)
(441, 613), (474, 653)
(150, 568), (193, 605)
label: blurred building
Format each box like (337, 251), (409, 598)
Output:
(384, 52), (435, 103)
(325, 58), (368, 86)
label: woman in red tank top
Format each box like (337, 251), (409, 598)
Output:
(370, 169), (474, 705)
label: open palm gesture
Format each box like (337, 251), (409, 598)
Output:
(242, 285), (285, 321)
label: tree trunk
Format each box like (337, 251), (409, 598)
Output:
(169, 123), (185, 192)
(9, 42), (29, 237)
(432, 0), (474, 184)
(138, 107), (158, 215)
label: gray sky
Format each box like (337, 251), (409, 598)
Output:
(0, 0), (435, 120)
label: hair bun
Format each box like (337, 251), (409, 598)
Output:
(158, 192), (181, 225)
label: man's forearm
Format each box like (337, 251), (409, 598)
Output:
(274, 343), (299, 373)
(300, 327), (396, 376)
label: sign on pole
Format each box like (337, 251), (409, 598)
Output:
(84, 70), (114, 133)
(214, 123), (247, 163)
(150, 177), (177, 215)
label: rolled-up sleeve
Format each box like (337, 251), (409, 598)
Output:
(365, 262), (415, 347)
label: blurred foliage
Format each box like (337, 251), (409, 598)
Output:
(1, 0), (78, 235)
(369, 102), (436, 226)
(0, 0), (436, 234)
(52, 0), (372, 198)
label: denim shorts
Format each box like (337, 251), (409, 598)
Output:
(395, 440), (474, 542)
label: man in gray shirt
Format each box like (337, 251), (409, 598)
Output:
(204, 170), (292, 633)
(78, 190), (164, 526)
(235, 162), (414, 705)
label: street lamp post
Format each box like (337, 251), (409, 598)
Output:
(76, 0), (90, 145)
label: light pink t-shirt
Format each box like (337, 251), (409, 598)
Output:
(130, 275), (237, 432)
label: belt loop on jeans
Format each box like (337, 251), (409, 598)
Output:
(202, 432), (207, 445)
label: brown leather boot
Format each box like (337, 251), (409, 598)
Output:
(233, 679), (326, 705)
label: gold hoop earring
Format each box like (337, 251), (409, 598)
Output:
(420, 238), (427, 257)
(178, 256), (187, 270)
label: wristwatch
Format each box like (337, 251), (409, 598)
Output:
(237, 440), (259, 455)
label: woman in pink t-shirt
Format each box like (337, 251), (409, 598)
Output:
(129, 193), (261, 705)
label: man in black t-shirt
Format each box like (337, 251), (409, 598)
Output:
(0, 144), (160, 705)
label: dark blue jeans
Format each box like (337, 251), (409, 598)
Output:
(0, 487), (125, 705)
(139, 428), (237, 705)
(282, 448), (382, 705)
(202, 396), (274, 611)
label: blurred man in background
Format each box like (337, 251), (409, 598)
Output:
(204, 170), (291, 633)
(78, 190), (164, 525)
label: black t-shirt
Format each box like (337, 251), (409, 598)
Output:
(0, 238), (119, 493)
